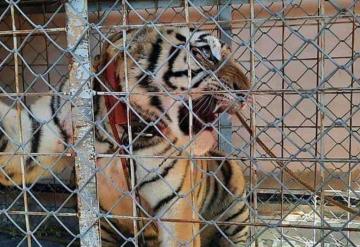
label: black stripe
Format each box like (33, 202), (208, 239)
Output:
(51, 85), (69, 145)
(143, 235), (158, 241)
(138, 74), (152, 90)
(228, 224), (246, 237)
(219, 161), (232, 202)
(3, 171), (14, 181)
(191, 73), (208, 89)
(95, 129), (114, 151)
(231, 231), (249, 243)
(101, 222), (116, 238)
(137, 75), (168, 123)
(220, 160), (232, 188)
(148, 37), (163, 72)
(0, 140), (8, 152)
(100, 217), (133, 245)
(224, 204), (247, 222)
(175, 33), (186, 42)
(201, 169), (212, 211)
(0, 123), (8, 152)
(156, 143), (172, 156)
(169, 68), (202, 79)
(138, 37), (163, 89)
(171, 70), (188, 77)
(153, 164), (189, 213)
(162, 46), (181, 90)
(198, 33), (210, 42)
(233, 83), (246, 99)
(156, 138), (177, 155)
(200, 162), (210, 211)
(197, 44), (211, 50)
(138, 160), (177, 188)
(131, 139), (155, 151)
(93, 77), (101, 117)
(153, 188), (178, 213)
(191, 69), (202, 78)
(25, 108), (42, 169)
(190, 47), (201, 59)
(138, 78), (160, 92)
(150, 96), (164, 113)
(196, 161), (207, 210)
(208, 176), (219, 207)
(224, 214), (249, 232)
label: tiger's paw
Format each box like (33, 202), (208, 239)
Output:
(189, 130), (217, 156)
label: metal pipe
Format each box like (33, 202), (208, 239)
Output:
(10, 1), (33, 245)
(65, 1), (101, 246)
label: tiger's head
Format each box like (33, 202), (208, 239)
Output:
(100, 27), (250, 155)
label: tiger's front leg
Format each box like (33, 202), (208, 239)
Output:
(96, 158), (159, 246)
(156, 168), (201, 247)
(158, 199), (201, 247)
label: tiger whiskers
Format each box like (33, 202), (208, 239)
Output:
(177, 95), (213, 127)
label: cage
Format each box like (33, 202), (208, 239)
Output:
(0, 0), (359, 246)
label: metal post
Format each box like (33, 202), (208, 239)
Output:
(10, 2), (32, 246)
(249, 0), (258, 246)
(218, 0), (234, 153)
(65, 1), (101, 246)
(318, 1), (326, 246)
(184, 0), (197, 241)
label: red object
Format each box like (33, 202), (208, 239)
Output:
(102, 60), (167, 168)
(103, 61), (129, 172)
(104, 61), (128, 143)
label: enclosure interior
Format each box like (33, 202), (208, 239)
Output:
(0, 0), (359, 246)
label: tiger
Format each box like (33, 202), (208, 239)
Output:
(0, 27), (251, 246)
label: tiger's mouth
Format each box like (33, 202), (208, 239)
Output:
(179, 94), (247, 135)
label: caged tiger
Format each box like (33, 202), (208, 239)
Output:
(0, 27), (251, 246)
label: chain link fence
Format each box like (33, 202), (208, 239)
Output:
(0, 0), (359, 246)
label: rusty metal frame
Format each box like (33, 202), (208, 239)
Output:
(66, 0), (101, 246)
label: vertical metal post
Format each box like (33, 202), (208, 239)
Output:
(65, 1), (101, 246)
(280, 1), (285, 245)
(218, 1), (233, 153)
(347, 3), (356, 245)
(249, 0), (258, 246)
(121, 0), (139, 243)
(184, 0), (197, 242)
(10, 2), (32, 246)
(318, 1), (326, 246)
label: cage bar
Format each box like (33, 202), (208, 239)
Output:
(65, 1), (101, 246)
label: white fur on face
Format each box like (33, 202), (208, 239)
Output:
(189, 31), (223, 62)
(205, 36), (222, 61)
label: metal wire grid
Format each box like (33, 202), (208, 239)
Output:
(0, 0), (359, 246)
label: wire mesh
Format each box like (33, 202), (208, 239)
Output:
(0, 0), (359, 246)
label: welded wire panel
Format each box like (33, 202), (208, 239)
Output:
(0, 0), (359, 247)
